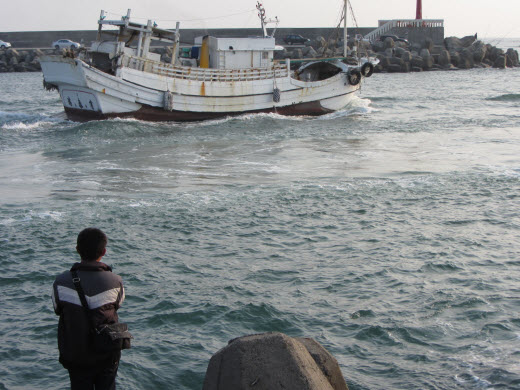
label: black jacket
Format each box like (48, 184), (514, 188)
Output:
(52, 261), (125, 369)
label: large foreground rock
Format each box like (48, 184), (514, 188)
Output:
(202, 332), (349, 390)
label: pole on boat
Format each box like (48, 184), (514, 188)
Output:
(171, 22), (180, 65)
(97, 10), (105, 41)
(343, 0), (348, 58)
(256, 2), (267, 38)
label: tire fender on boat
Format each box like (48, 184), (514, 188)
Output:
(273, 88), (281, 103)
(361, 62), (374, 77)
(347, 69), (361, 86)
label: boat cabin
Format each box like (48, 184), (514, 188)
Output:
(201, 36), (276, 70)
(89, 9), (279, 73)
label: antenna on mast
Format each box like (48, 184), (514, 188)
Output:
(256, 2), (279, 38)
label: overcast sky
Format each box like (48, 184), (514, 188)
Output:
(1, 0), (519, 39)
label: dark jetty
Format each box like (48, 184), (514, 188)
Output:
(0, 34), (518, 74)
(275, 34), (519, 72)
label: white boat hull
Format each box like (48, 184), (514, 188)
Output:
(41, 55), (361, 122)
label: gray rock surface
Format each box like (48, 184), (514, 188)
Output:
(439, 50), (451, 67)
(444, 35), (477, 51)
(296, 338), (348, 390)
(400, 51), (412, 63)
(383, 37), (395, 49)
(419, 48), (431, 58)
(506, 48), (519, 67)
(422, 37), (434, 52)
(493, 55), (507, 68)
(202, 332), (349, 390)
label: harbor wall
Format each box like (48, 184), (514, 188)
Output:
(0, 28), (377, 49)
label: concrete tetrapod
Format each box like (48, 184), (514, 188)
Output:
(202, 332), (349, 390)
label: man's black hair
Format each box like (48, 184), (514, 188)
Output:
(76, 228), (107, 262)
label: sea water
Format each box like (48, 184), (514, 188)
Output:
(0, 49), (519, 389)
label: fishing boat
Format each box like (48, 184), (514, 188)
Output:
(40, 1), (374, 122)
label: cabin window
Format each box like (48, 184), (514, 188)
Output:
(262, 51), (269, 59)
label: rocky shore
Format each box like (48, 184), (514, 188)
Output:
(0, 48), (49, 72)
(275, 34), (519, 72)
(1, 35), (518, 74)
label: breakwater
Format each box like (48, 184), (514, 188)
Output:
(277, 35), (520, 71)
(0, 35), (518, 74)
(0, 48), (49, 73)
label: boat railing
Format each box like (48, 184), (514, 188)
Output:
(121, 55), (290, 81)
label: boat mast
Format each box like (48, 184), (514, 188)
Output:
(257, 2), (267, 38)
(170, 22), (180, 64)
(343, 0), (348, 57)
(256, 2), (279, 38)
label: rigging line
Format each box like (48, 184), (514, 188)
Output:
(113, 9), (256, 23)
(348, 0), (359, 29)
(332, 1), (344, 29)
(322, 3), (346, 57)
(102, 10), (131, 18)
(488, 28), (518, 46)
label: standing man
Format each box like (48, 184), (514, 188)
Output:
(52, 228), (126, 390)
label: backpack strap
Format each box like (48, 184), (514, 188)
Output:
(70, 270), (97, 332)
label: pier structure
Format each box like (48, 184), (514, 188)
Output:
(364, 19), (444, 44)
(364, 0), (444, 44)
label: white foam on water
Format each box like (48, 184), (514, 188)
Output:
(1, 121), (51, 130)
(179, 100), (375, 127)
(127, 200), (156, 208)
(317, 97), (374, 120)
(262, 165), (285, 173)
(238, 112), (307, 122)
(29, 210), (64, 221)
(454, 373), (492, 387)
(0, 110), (66, 131)
(0, 217), (16, 226)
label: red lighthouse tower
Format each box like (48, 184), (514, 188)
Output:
(416, 0), (422, 19)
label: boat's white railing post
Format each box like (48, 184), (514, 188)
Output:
(137, 32), (143, 58)
(285, 58), (290, 77)
(141, 20), (153, 57)
(171, 22), (180, 65)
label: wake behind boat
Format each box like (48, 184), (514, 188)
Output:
(40, 2), (375, 122)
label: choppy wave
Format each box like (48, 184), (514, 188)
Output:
(0, 110), (66, 130)
(486, 93), (520, 101)
(1, 120), (55, 130)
